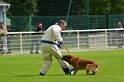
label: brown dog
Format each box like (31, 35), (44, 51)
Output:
(62, 55), (99, 75)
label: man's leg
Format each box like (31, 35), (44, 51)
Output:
(40, 60), (52, 75)
(57, 59), (71, 74)
(51, 45), (71, 74)
(36, 38), (40, 53)
(0, 39), (4, 54)
(7, 39), (11, 53)
(30, 37), (35, 53)
(40, 50), (53, 75)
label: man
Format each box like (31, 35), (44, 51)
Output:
(116, 21), (124, 48)
(0, 22), (7, 54)
(39, 20), (71, 76)
(30, 23), (45, 54)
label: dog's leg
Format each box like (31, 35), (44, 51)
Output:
(92, 71), (96, 75)
(69, 69), (75, 74)
(86, 69), (89, 75)
(92, 64), (99, 75)
(71, 68), (75, 71)
(73, 70), (78, 75)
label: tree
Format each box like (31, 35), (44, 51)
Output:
(3, 0), (124, 16)
(89, 0), (124, 15)
(3, 0), (37, 31)
(36, 0), (86, 16)
(36, 0), (69, 16)
(109, 0), (124, 14)
(70, 0), (86, 15)
(3, 0), (37, 16)
(89, 0), (109, 15)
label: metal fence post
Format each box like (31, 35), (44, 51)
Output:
(20, 33), (22, 54)
(77, 31), (80, 51)
(105, 30), (108, 50)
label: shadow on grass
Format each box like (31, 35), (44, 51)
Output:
(13, 73), (95, 77)
(13, 74), (67, 77)
(46, 74), (90, 76)
(13, 75), (39, 77)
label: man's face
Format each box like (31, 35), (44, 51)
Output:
(60, 23), (67, 30)
(0, 23), (3, 28)
(118, 22), (122, 27)
(39, 26), (42, 28)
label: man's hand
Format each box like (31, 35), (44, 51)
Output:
(57, 42), (63, 48)
(4, 29), (7, 35)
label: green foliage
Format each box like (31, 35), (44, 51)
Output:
(110, 0), (124, 14)
(36, 0), (69, 16)
(3, 0), (37, 16)
(89, 0), (124, 14)
(0, 50), (124, 82)
(2, 0), (124, 31)
(71, 0), (86, 15)
(2, 0), (124, 16)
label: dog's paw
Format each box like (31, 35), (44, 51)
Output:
(70, 72), (74, 75)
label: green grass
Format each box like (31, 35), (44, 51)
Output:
(0, 50), (124, 82)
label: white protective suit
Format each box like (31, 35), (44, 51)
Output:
(40, 24), (70, 75)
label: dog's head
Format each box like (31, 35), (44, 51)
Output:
(62, 55), (72, 62)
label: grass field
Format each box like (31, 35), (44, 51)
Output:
(0, 50), (124, 82)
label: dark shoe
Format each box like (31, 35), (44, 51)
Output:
(36, 51), (40, 54)
(30, 52), (34, 54)
(0, 52), (4, 54)
(118, 45), (122, 48)
(39, 72), (45, 76)
(6, 52), (11, 54)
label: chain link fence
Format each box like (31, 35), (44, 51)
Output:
(109, 14), (124, 28)
(7, 15), (106, 32)
(7, 14), (124, 31)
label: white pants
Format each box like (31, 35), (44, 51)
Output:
(40, 43), (69, 74)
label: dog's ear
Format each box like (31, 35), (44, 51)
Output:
(68, 55), (71, 57)
(62, 55), (67, 60)
(67, 55), (71, 59)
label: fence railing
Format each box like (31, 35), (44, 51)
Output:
(2, 28), (124, 55)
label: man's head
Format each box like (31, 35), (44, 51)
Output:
(58, 20), (67, 30)
(7, 25), (11, 30)
(0, 22), (4, 28)
(117, 22), (122, 27)
(38, 23), (43, 28)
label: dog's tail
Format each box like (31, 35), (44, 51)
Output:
(94, 64), (99, 73)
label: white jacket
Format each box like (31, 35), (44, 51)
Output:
(41, 24), (63, 42)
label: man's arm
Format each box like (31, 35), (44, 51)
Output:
(52, 26), (63, 48)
